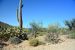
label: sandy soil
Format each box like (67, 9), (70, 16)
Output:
(3, 35), (75, 50)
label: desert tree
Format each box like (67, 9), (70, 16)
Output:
(65, 19), (75, 30)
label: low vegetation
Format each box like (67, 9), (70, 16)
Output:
(8, 36), (22, 45)
(65, 19), (75, 39)
(29, 38), (44, 46)
(45, 32), (59, 44)
(68, 31), (75, 39)
(0, 18), (75, 47)
(0, 26), (28, 41)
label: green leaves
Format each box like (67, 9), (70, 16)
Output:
(48, 24), (59, 33)
(65, 19), (75, 30)
(30, 22), (43, 38)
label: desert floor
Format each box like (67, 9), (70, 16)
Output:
(3, 35), (75, 50)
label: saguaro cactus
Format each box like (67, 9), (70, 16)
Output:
(16, 0), (23, 33)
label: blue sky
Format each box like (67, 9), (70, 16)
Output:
(0, 0), (75, 28)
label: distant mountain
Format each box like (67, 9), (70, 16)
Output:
(0, 21), (12, 28)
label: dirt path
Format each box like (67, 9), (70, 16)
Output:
(3, 35), (75, 50)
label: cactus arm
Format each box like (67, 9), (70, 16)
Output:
(16, 8), (19, 22)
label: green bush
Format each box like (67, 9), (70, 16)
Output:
(0, 26), (29, 42)
(65, 19), (75, 30)
(30, 22), (43, 38)
(18, 33), (28, 40)
(29, 38), (43, 46)
(37, 32), (46, 36)
(8, 36), (22, 45)
(59, 28), (68, 35)
(47, 24), (60, 35)
(68, 31), (75, 39)
(45, 33), (59, 44)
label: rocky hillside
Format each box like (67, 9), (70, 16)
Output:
(0, 21), (12, 28)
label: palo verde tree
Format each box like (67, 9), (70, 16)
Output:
(30, 22), (42, 38)
(16, 0), (23, 33)
(65, 19), (75, 30)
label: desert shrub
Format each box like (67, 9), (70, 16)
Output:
(59, 28), (68, 35)
(29, 38), (43, 46)
(0, 27), (15, 40)
(47, 24), (60, 33)
(17, 33), (28, 40)
(45, 32), (59, 44)
(37, 32), (46, 36)
(8, 36), (22, 45)
(0, 26), (29, 42)
(68, 31), (75, 39)
(30, 22), (43, 38)
(45, 24), (60, 43)
(0, 31), (10, 41)
(22, 28), (29, 33)
(29, 38), (39, 46)
(3, 33), (10, 41)
(65, 19), (75, 30)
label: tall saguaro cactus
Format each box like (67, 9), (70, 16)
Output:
(16, 0), (23, 33)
